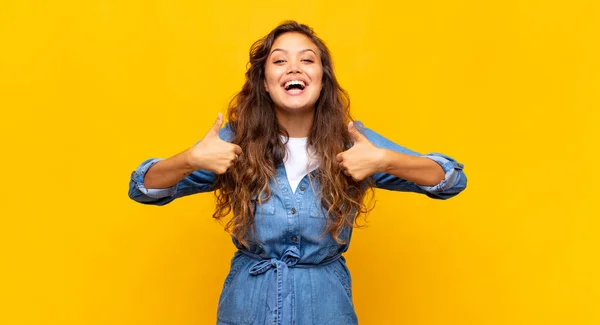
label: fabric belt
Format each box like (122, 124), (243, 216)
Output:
(240, 246), (341, 325)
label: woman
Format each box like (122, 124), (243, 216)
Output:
(129, 21), (467, 325)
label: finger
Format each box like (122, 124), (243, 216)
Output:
(336, 152), (344, 162)
(232, 144), (242, 155)
(348, 121), (367, 143)
(206, 113), (224, 138)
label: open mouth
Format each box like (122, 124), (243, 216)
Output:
(283, 80), (306, 94)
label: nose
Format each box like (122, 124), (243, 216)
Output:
(287, 59), (302, 74)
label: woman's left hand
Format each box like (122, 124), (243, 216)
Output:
(336, 122), (386, 181)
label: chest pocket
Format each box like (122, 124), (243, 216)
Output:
(252, 194), (276, 217)
(310, 198), (328, 219)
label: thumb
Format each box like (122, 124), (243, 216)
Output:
(205, 113), (224, 138)
(348, 121), (366, 142)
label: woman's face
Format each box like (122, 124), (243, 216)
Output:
(264, 32), (324, 116)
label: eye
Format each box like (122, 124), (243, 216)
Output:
(302, 59), (314, 63)
(274, 59), (286, 64)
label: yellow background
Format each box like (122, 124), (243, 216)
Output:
(1, 0), (598, 324)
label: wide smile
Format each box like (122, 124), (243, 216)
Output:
(282, 79), (308, 96)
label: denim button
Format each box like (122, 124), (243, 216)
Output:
(291, 208), (296, 214)
(291, 236), (297, 242)
(299, 185), (306, 191)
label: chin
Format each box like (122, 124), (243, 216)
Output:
(277, 98), (319, 112)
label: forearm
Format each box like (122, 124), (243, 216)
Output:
(380, 149), (445, 186)
(144, 149), (195, 189)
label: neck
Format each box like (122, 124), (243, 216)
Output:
(275, 108), (314, 138)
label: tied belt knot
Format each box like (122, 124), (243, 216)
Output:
(240, 246), (341, 325)
(248, 246), (301, 275)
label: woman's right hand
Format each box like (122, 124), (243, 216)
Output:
(187, 113), (242, 174)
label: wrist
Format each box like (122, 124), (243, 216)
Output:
(183, 148), (201, 171)
(376, 148), (391, 173)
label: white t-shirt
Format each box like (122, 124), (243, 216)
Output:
(282, 137), (320, 193)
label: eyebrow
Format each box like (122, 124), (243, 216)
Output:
(270, 48), (317, 55)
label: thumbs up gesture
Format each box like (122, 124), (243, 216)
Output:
(336, 122), (386, 181)
(187, 113), (243, 174)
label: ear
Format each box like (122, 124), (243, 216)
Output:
(264, 79), (269, 93)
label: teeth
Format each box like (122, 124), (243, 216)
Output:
(284, 80), (306, 89)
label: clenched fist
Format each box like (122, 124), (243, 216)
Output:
(187, 113), (242, 174)
(336, 122), (386, 181)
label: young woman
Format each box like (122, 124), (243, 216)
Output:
(129, 21), (467, 325)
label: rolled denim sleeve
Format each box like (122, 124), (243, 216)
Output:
(130, 158), (178, 199)
(418, 153), (466, 198)
(128, 158), (218, 206)
(354, 121), (467, 200)
(128, 122), (234, 206)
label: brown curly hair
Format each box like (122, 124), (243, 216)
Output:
(213, 20), (373, 248)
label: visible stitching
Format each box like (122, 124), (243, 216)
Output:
(330, 263), (352, 300)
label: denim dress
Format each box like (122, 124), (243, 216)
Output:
(128, 121), (467, 325)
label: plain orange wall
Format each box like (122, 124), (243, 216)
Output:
(1, 0), (599, 324)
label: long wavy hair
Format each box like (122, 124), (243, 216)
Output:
(213, 21), (373, 248)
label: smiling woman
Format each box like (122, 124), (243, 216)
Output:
(264, 32), (324, 136)
(128, 20), (467, 325)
